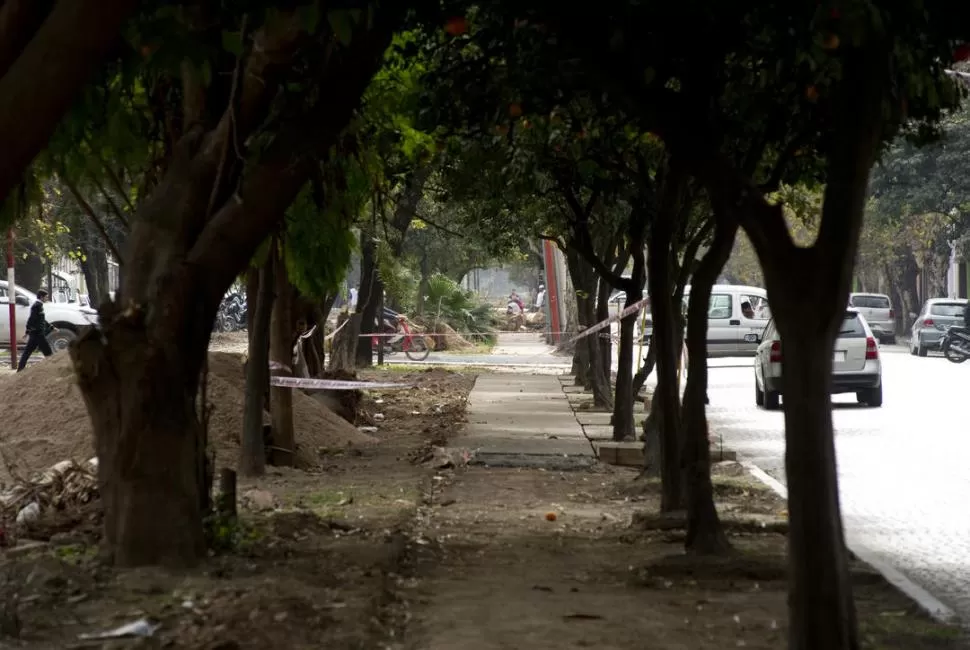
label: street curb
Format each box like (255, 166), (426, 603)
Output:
(739, 460), (959, 625)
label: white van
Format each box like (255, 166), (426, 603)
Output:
(683, 285), (770, 357)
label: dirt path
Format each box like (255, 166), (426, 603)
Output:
(402, 461), (967, 649)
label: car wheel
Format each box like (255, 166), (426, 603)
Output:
(47, 328), (76, 353)
(857, 385), (883, 408)
(755, 374), (764, 407)
(917, 338), (928, 357)
(764, 389), (780, 411)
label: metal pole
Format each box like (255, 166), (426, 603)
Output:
(376, 291), (385, 366)
(7, 229), (16, 368)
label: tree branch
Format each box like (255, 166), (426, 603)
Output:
(90, 174), (130, 230)
(414, 213), (464, 238)
(60, 173), (123, 263)
(0, 0), (139, 204)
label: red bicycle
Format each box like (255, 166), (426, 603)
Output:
(371, 314), (433, 361)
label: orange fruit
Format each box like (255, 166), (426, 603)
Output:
(545, 512), (557, 521)
(822, 33), (839, 50)
(805, 86), (819, 102)
(509, 103), (523, 117)
(444, 17), (468, 36)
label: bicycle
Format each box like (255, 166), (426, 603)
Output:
(371, 314), (434, 361)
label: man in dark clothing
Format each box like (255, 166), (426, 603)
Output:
(17, 289), (53, 371)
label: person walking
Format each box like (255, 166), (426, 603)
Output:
(17, 289), (53, 372)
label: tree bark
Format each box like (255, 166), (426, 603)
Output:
(240, 252), (274, 477)
(632, 330), (656, 399)
(78, 232), (110, 308)
(0, 0), (138, 204)
(681, 216), (735, 555)
(566, 248), (612, 407)
(68, 10), (398, 568)
(646, 167), (688, 512)
(269, 239), (295, 467)
(612, 239), (646, 441)
(355, 233), (381, 368)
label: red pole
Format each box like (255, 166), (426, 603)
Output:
(542, 240), (562, 344)
(7, 229), (15, 368)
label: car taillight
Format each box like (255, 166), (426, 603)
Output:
(865, 336), (878, 360)
(924, 318), (935, 327)
(889, 309), (894, 319)
(769, 340), (782, 362)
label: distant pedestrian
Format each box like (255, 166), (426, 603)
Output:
(17, 290), (53, 372)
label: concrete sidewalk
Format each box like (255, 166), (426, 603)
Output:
(452, 374), (594, 469)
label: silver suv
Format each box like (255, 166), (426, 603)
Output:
(848, 293), (895, 344)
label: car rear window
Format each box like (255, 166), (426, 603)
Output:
(850, 295), (891, 309)
(838, 312), (867, 339)
(929, 303), (966, 317)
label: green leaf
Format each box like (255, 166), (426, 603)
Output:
(297, 3), (321, 34)
(327, 9), (358, 46)
(221, 30), (243, 56)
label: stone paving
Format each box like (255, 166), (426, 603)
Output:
(696, 346), (970, 621)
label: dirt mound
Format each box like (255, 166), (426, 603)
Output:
(430, 322), (475, 351)
(0, 352), (375, 480)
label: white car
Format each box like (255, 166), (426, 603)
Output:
(754, 309), (883, 410)
(0, 281), (99, 352)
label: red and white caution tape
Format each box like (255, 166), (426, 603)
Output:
(269, 376), (414, 391)
(561, 297), (650, 346)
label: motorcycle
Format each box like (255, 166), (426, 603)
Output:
(370, 311), (432, 361)
(214, 292), (248, 332)
(940, 326), (970, 363)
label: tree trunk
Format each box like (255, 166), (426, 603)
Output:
(781, 319), (858, 650)
(632, 330), (656, 399)
(681, 217), (735, 555)
(78, 241), (109, 308)
(269, 239), (295, 466)
(0, 0), (138, 205)
(329, 311), (358, 373)
(595, 275), (612, 379)
(72, 318), (210, 567)
(647, 197), (684, 513)
(355, 234), (381, 368)
(612, 245), (646, 441)
(240, 252), (274, 477)
(566, 248), (611, 406)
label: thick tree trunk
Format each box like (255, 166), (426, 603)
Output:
(0, 0), (138, 204)
(355, 234), (381, 368)
(72, 315), (210, 567)
(240, 253), (274, 476)
(681, 218), (735, 555)
(269, 240), (295, 466)
(647, 200), (684, 513)
(781, 321), (858, 650)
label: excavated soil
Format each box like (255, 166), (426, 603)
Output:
(0, 352), (375, 481)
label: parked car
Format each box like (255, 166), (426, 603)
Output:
(754, 309), (882, 410)
(0, 281), (99, 352)
(910, 298), (969, 357)
(848, 292), (896, 344)
(683, 284), (771, 357)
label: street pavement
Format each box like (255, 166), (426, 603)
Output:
(701, 344), (970, 621)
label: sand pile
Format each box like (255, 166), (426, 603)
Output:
(430, 322), (475, 351)
(0, 351), (375, 479)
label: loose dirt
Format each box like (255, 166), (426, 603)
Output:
(0, 351), (375, 481)
(0, 365), (478, 649)
(402, 461), (968, 649)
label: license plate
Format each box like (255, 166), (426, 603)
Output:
(833, 351), (846, 362)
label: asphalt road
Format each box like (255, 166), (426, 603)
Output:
(705, 344), (970, 621)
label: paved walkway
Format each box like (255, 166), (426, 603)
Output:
(453, 374), (595, 469)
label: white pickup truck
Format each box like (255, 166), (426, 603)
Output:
(0, 281), (99, 352)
